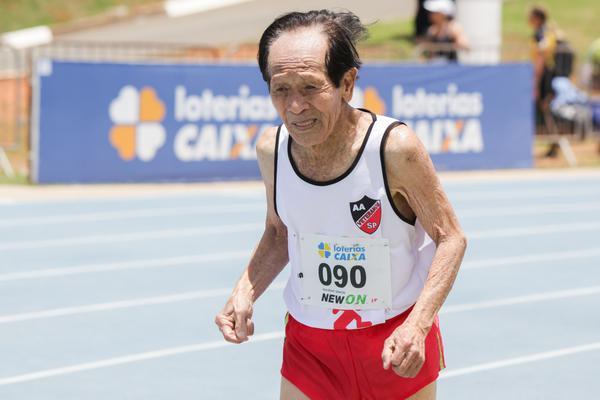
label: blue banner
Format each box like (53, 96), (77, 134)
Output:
(33, 60), (533, 183)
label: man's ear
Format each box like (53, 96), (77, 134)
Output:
(341, 68), (358, 102)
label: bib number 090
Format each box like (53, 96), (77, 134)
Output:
(318, 263), (366, 289)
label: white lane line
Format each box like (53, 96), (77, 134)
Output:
(469, 221), (600, 239)
(462, 248), (600, 270)
(0, 223), (263, 251)
(0, 190), (264, 207)
(0, 201), (596, 228)
(450, 187), (600, 202)
(0, 285), (598, 385)
(1, 283), (598, 325)
(3, 220), (600, 252)
(458, 202), (600, 218)
(441, 286), (600, 314)
(1, 335), (599, 386)
(2, 246), (599, 283)
(0, 331), (285, 386)
(440, 342), (600, 379)
(0, 290), (226, 324)
(0, 251), (251, 282)
(0, 281), (286, 324)
(0, 203), (265, 228)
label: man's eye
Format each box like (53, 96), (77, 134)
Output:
(305, 85), (316, 91)
(274, 87), (288, 93)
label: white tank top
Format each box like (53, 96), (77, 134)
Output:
(275, 110), (436, 330)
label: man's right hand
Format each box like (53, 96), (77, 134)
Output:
(215, 294), (255, 344)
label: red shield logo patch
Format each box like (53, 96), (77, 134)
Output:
(350, 195), (382, 234)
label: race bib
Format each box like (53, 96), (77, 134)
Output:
(298, 233), (392, 310)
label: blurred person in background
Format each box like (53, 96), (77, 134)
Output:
(414, 0), (431, 40)
(549, 77), (593, 140)
(529, 5), (557, 104)
(589, 38), (600, 91)
(529, 4), (558, 158)
(419, 0), (469, 62)
(581, 38), (600, 91)
(414, 0), (456, 41)
(587, 38), (600, 154)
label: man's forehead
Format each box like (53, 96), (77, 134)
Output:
(269, 56), (325, 77)
(268, 28), (328, 75)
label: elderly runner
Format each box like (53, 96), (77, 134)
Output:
(215, 9), (467, 400)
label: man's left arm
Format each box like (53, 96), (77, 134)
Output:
(381, 124), (467, 378)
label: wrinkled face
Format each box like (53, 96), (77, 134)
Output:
(267, 27), (355, 147)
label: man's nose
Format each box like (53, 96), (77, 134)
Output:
(286, 92), (308, 114)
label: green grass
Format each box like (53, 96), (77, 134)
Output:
(364, 18), (414, 45)
(503, 0), (600, 62)
(360, 18), (415, 60)
(362, 0), (600, 62)
(4, 0), (597, 62)
(0, 173), (29, 185)
(0, 0), (159, 33)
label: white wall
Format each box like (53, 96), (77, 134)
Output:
(456, 0), (503, 64)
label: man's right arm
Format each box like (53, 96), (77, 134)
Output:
(214, 126), (289, 344)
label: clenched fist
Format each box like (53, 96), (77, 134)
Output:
(381, 323), (427, 378)
(215, 294), (255, 344)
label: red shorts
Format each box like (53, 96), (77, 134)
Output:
(281, 308), (445, 400)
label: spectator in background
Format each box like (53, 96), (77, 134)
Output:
(583, 38), (600, 154)
(414, 0), (431, 40)
(529, 5), (557, 104)
(585, 37), (600, 91)
(420, 0), (469, 62)
(528, 5), (560, 156)
(414, 0), (456, 40)
(550, 77), (593, 139)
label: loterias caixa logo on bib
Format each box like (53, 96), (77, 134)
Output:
(317, 242), (366, 261)
(108, 84), (277, 162)
(317, 242), (332, 258)
(350, 195), (382, 234)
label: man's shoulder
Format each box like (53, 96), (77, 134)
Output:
(382, 123), (436, 191)
(256, 125), (280, 159)
(255, 125), (281, 184)
(383, 123), (427, 169)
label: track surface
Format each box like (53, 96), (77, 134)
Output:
(0, 170), (599, 399)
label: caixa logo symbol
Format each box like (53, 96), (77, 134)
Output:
(317, 242), (331, 258)
(108, 86), (166, 162)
